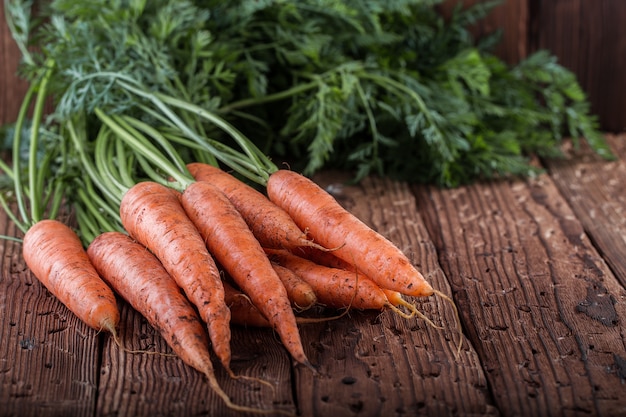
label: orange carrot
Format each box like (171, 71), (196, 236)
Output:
(180, 180), (310, 367)
(187, 163), (327, 251)
(271, 262), (317, 311)
(223, 281), (271, 328)
(22, 219), (120, 336)
(266, 170), (434, 297)
(292, 246), (355, 270)
(119, 181), (232, 373)
(266, 249), (392, 311)
(294, 246), (418, 317)
(87, 231), (278, 414)
(223, 280), (333, 327)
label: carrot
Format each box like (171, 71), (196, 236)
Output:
(266, 248), (393, 311)
(223, 280), (338, 327)
(187, 162), (327, 251)
(278, 191), (463, 355)
(223, 281), (271, 328)
(266, 170), (434, 297)
(292, 246), (355, 271)
(22, 219), (120, 337)
(180, 180), (311, 368)
(271, 262), (317, 311)
(119, 181), (233, 374)
(87, 231), (281, 414)
(293, 246), (418, 317)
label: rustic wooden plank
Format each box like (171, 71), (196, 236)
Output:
(438, 0), (529, 65)
(295, 172), (497, 417)
(529, 0), (626, 131)
(95, 300), (296, 417)
(0, 4), (29, 126)
(414, 172), (626, 416)
(546, 134), (626, 288)
(0, 212), (101, 417)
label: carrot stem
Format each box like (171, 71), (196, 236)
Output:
(218, 79), (318, 114)
(27, 60), (54, 224)
(114, 135), (136, 188)
(0, 196), (22, 233)
(117, 78), (275, 184)
(94, 126), (131, 199)
(94, 108), (193, 189)
(67, 119), (125, 206)
(10, 80), (38, 232)
(121, 115), (189, 175)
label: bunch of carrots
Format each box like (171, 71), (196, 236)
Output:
(0, 48), (460, 417)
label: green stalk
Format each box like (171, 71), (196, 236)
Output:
(27, 61), (54, 224)
(67, 119), (124, 206)
(68, 122), (128, 243)
(93, 127), (131, 203)
(138, 102), (218, 167)
(75, 185), (119, 234)
(34, 142), (59, 216)
(94, 108), (193, 189)
(73, 178), (121, 246)
(115, 137), (136, 188)
(156, 94), (276, 180)
(134, 153), (171, 188)
(355, 78), (380, 165)
(10, 81), (38, 231)
(140, 102), (267, 183)
(218, 80), (319, 114)
(117, 80), (275, 183)
(121, 116), (189, 175)
(83, 173), (120, 223)
(161, 131), (269, 175)
(74, 204), (98, 246)
(64, 72), (274, 184)
(45, 126), (71, 222)
(0, 194), (23, 236)
(0, 157), (15, 184)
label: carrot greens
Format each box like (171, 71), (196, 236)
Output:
(3, 0), (611, 197)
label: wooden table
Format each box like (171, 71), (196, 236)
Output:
(2, 135), (626, 417)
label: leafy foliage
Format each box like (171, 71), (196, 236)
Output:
(5, 0), (611, 188)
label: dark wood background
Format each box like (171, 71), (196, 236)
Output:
(437, 0), (626, 132)
(2, 0), (626, 131)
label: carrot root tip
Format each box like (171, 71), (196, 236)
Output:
(386, 300), (418, 320)
(306, 240), (345, 253)
(227, 371), (277, 395)
(413, 308), (445, 331)
(106, 323), (177, 357)
(300, 359), (318, 375)
(204, 371), (290, 415)
(432, 289), (464, 359)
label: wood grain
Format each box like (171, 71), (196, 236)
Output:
(413, 158), (626, 416)
(301, 173), (495, 417)
(0, 211), (101, 417)
(528, 0), (626, 131)
(438, 0), (529, 65)
(0, 4), (29, 126)
(546, 134), (626, 287)
(95, 303), (296, 417)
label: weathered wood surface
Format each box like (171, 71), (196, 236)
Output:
(2, 135), (626, 417)
(0, 4), (28, 127)
(414, 134), (626, 416)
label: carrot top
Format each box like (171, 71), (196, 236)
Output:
(0, 62), (70, 235)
